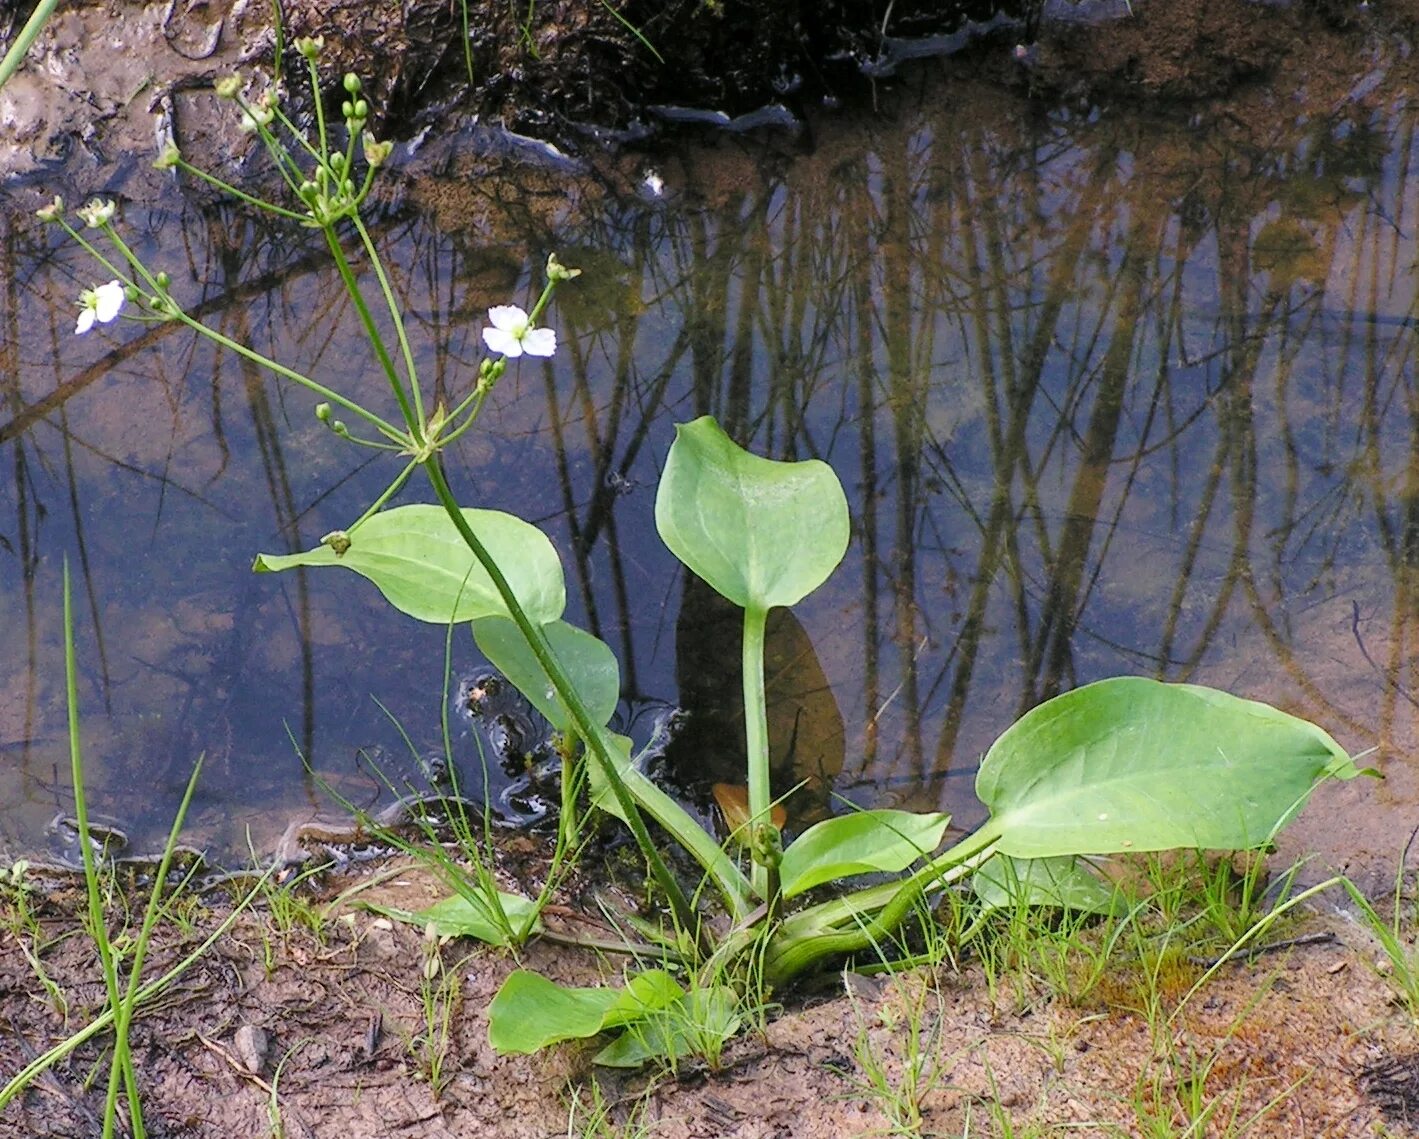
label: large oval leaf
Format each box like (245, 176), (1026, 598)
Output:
(473, 616), (620, 733)
(488, 969), (682, 1055)
(780, 808), (951, 899)
(654, 416), (849, 611)
(977, 678), (1361, 859)
(253, 504), (565, 626)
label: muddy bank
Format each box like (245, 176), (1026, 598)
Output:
(2, 0), (1408, 190)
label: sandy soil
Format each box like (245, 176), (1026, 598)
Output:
(0, 852), (1414, 1138)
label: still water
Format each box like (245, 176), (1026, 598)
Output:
(3, 58), (1418, 874)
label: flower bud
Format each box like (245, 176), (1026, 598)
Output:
(546, 253), (582, 282)
(239, 98), (275, 133)
(295, 35), (324, 60)
(154, 271), (171, 290)
(353, 99), (368, 120)
(477, 357), (507, 390)
(315, 402), (332, 422)
(362, 133), (393, 168)
(35, 196), (63, 223)
(343, 72), (361, 94)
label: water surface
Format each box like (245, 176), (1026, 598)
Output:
(4, 55), (1419, 875)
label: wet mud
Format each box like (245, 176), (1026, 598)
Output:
(3, 0), (1403, 186)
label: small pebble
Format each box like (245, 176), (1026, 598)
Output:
(234, 1024), (270, 1075)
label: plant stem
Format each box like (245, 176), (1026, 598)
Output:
(758, 829), (1002, 989)
(742, 605), (771, 900)
(90, 223), (405, 443)
(0, 0), (59, 91)
(171, 159), (309, 222)
(347, 461), (418, 531)
(0, 868), (276, 1112)
(354, 216), (425, 427)
(64, 562), (143, 1139)
(322, 230), (420, 433)
(103, 759), (205, 1139)
(419, 457), (705, 943)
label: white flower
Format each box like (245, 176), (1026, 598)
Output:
(75, 280), (125, 335)
(77, 199), (116, 228)
(239, 105), (274, 133)
(481, 304), (555, 358)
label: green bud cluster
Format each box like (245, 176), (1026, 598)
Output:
(546, 253), (582, 282)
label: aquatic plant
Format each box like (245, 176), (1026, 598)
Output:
(39, 43), (1372, 1069)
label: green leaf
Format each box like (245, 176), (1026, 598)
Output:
(415, 891), (542, 943)
(361, 889), (542, 947)
(971, 855), (1123, 916)
(254, 504), (565, 626)
(488, 969), (683, 1055)
(978, 677), (1362, 859)
(473, 616), (619, 733)
(587, 732), (638, 823)
(780, 809), (951, 899)
(585, 731), (754, 916)
(593, 987), (742, 1068)
(655, 416), (849, 611)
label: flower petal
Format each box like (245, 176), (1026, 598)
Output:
(94, 281), (125, 323)
(521, 327), (556, 357)
(75, 307), (96, 335)
(487, 304), (528, 333)
(482, 327), (522, 357)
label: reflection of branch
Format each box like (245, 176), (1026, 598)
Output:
(1239, 565), (1368, 737)
(866, 635), (929, 734)
(0, 247), (331, 445)
(1032, 210), (1160, 699)
(0, 217), (40, 755)
(1352, 599), (1419, 711)
(42, 421), (237, 517)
